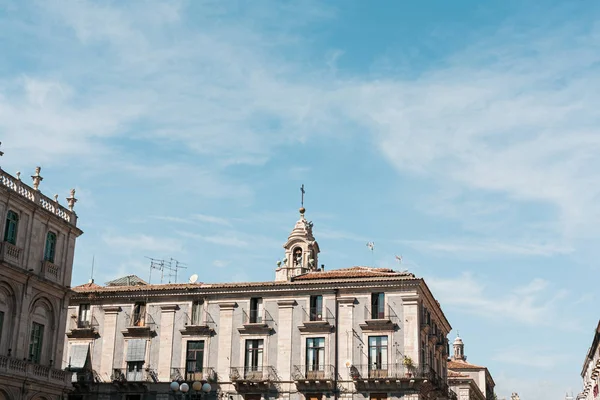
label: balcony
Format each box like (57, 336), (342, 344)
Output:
(359, 305), (398, 331)
(230, 366), (279, 392)
(180, 311), (216, 336)
(298, 307), (334, 333)
(350, 364), (448, 394)
(292, 365), (336, 391)
(171, 367), (217, 382)
(122, 312), (156, 338)
(41, 260), (61, 283)
(0, 241), (22, 267)
(0, 355), (72, 386)
(67, 315), (99, 339)
(112, 368), (154, 383)
(238, 309), (274, 334)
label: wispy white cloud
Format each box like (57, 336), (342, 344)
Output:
(427, 273), (570, 327)
(102, 233), (184, 254)
(192, 214), (231, 227)
(400, 239), (574, 257)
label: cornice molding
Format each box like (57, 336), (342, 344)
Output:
(160, 304), (179, 312)
(277, 299), (297, 308)
(102, 305), (122, 314)
(219, 302), (237, 310)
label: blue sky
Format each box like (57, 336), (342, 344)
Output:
(1, 0), (599, 398)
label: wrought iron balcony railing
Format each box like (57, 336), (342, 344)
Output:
(292, 364), (335, 381)
(171, 367), (217, 382)
(363, 304), (398, 322)
(302, 307), (334, 324)
(230, 366), (277, 381)
(349, 363), (441, 380)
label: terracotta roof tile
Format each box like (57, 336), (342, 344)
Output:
(447, 360), (485, 369)
(293, 266), (415, 281)
(73, 282), (203, 293)
(448, 370), (469, 378)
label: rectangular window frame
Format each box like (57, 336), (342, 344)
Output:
(306, 337), (325, 374)
(29, 322), (44, 363)
(371, 293), (385, 319)
(78, 304), (91, 328)
(3, 210), (18, 245)
(249, 298), (263, 324)
(309, 295), (323, 321)
(132, 302), (146, 327)
(44, 231), (57, 263)
(191, 300), (203, 325)
(186, 340), (205, 375)
(244, 339), (264, 370)
(368, 335), (388, 371)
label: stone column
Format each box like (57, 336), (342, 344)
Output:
(337, 297), (356, 380)
(158, 304), (179, 381)
(100, 306), (121, 379)
(217, 302), (237, 380)
(402, 296), (420, 363)
(277, 300), (296, 384)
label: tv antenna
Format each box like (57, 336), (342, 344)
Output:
(146, 257), (187, 284)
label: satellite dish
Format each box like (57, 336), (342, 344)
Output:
(345, 360), (352, 368)
(189, 274), (199, 284)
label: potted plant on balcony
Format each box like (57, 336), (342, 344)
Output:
(402, 356), (414, 377)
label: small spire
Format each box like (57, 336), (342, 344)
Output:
(66, 188), (78, 212)
(31, 166), (43, 190)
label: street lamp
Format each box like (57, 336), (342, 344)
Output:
(171, 381), (212, 399)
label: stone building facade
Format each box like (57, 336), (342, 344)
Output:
(447, 337), (495, 400)
(577, 320), (600, 400)
(65, 208), (456, 400)
(0, 162), (83, 400)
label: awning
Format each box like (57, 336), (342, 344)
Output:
(69, 344), (90, 370)
(126, 339), (147, 362)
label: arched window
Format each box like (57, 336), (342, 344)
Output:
(3, 210), (18, 245)
(44, 232), (57, 263)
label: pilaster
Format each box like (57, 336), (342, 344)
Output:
(158, 304), (179, 381)
(217, 302), (237, 380)
(99, 306), (121, 379)
(337, 297), (355, 380)
(276, 300), (296, 382)
(402, 296), (420, 363)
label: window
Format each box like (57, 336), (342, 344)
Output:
(310, 295), (323, 321)
(249, 298), (263, 323)
(186, 341), (205, 377)
(371, 292), (385, 319)
(3, 210), (18, 245)
(29, 322), (44, 363)
(132, 302), (146, 326)
(191, 300), (203, 325)
(126, 339), (146, 380)
(368, 336), (388, 372)
(244, 339), (263, 371)
(78, 304), (90, 328)
(127, 361), (144, 381)
(306, 337), (325, 375)
(44, 232), (57, 263)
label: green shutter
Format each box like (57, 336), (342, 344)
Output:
(44, 232), (57, 263)
(4, 211), (18, 245)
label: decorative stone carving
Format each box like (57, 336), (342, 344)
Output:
(31, 166), (43, 190)
(66, 189), (77, 211)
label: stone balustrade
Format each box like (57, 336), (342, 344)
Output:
(42, 260), (62, 282)
(0, 355), (72, 385)
(0, 169), (76, 226)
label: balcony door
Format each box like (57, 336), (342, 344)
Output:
(78, 304), (91, 328)
(309, 295), (323, 321)
(244, 339), (264, 377)
(249, 298), (263, 323)
(368, 336), (388, 377)
(306, 337), (325, 378)
(186, 340), (204, 380)
(371, 293), (385, 319)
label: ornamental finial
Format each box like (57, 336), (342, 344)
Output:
(54, 194), (59, 203)
(66, 188), (77, 212)
(0, 142), (3, 157)
(31, 166), (43, 190)
(16, 171), (20, 181)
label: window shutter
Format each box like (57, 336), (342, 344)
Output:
(69, 344), (90, 370)
(126, 339), (147, 362)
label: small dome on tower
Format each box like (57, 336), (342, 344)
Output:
(453, 336), (463, 345)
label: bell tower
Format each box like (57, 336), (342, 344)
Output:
(275, 186), (320, 281)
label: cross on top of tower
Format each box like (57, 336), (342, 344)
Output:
(299, 184), (306, 215)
